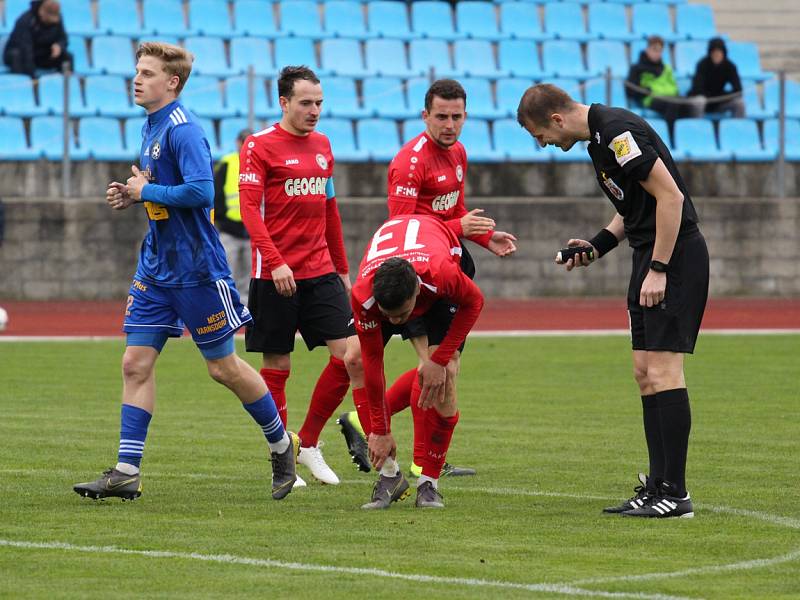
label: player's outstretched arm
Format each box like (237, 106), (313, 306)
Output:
(459, 208), (495, 237)
(488, 230), (517, 257)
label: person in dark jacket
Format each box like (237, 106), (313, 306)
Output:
(688, 37), (745, 118)
(3, 0), (72, 76)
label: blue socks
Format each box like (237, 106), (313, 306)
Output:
(243, 392), (289, 452)
(117, 404), (152, 473)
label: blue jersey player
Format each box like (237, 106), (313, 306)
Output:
(74, 42), (298, 502)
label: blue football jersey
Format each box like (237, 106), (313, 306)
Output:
(133, 100), (230, 287)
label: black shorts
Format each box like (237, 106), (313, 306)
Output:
(391, 242), (475, 353)
(245, 273), (355, 354)
(628, 231), (709, 353)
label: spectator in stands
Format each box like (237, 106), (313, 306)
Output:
(688, 37), (745, 118)
(214, 128), (253, 302)
(626, 36), (703, 127)
(2, 0), (72, 77)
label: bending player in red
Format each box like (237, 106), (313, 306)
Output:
(345, 215), (485, 509)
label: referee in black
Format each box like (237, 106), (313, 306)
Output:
(516, 84), (709, 519)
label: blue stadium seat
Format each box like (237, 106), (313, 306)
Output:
(124, 117), (146, 153)
(763, 118), (800, 160)
(409, 39), (454, 78)
(356, 118), (400, 160)
(587, 40), (629, 78)
(321, 77), (369, 118)
(91, 36), (135, 76)
(542, 139), (590, 162)
(61, 0), (97, 36)
(85, 75), (140, 117)
(80, 117), (130, 160)
(452, 40), (504, 78)
(764, 78), (800, 120)
(3, 0), (29, 32)
(325, 1), (370, 39)
(588, 4), (638, 43)
(0, 73), (46, 116)
(143, 0), (187, 37)
(0, 116), (39, 159)
(319, 118), (367, 161)
(499, 2), (545, 41)
(461, 77), (504, 119)
(672, 118), (730, 161)
(401, 117), (423, 143)
(542, 41), (591, 80)
(219, 117), (253, 151)
(496, 77), (533, 118)
(365, 39), (414, 78)
(544, 4), (592, 42)
(456, 2), (503, 41)
(645, 117), (672, 149)
(459, 119), (502, 162)
(405, 77), (430, 114)
(189, 0), (235, 38)
(584, 77), (627, 108)
(362, 77), (413, 119)
(498, 40), (547, 79)
(97, 0), (141, 36)
(743, 85), (773, 120)
(675, 4), (716, 41)
(493, 118), (546, 162)
(279, 1), (326, 38)
(727, 42), (770, 82)
(320, 39), (369, 78)
(226, 75), (274, 119)
(411, 1), (462, 41)
(547, 77), (582, 102)
(230, 38), (276, 77)
(196, 116), (222, 159)
(632, 4), (678, 43)
(673, 40), (706, 78)
(631, 39), (673, 68)
(367, 1), (417, 41)
(275, 38), (318, 70)
(719, 118), (775, 161)
(0, 36), (8, 72)
(185, 37), (235, 77)
(31, 116), (89, 159)
(38, 73), (93, 117)
(649, 0), (688, 4)
(233, 0), (279, 37)
(181, 75), (236, 118)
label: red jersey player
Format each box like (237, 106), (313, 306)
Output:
(238, 66), (365, 487)
(345, 215), (485, 509)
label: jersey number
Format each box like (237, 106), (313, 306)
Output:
(144, 201), (169, 221)
(366, 218), (425, 262)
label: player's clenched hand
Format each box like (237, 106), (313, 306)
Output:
(271, 264), (296, 297)
(368, 433), (396, 470)
(488, 231), (517, 257)
(418, 359), (446, 409)
(106, 181), (134, 210)
(460, 209), (495, 237)
(639, 270), (666, 307)
(557, 238), (595, 271)
(126, 165), (149, 201)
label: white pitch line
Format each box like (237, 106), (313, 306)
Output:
(0, 539), (690, 600)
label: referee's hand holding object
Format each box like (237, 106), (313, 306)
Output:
(555, 239), (595, 271)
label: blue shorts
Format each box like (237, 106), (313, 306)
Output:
(123, 276), (252, 347)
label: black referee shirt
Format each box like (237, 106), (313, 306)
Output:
(586, 104), (699, 248)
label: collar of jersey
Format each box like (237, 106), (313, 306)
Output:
(147, 100), (181, 127)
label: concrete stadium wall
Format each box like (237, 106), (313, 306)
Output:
(1, 196), (798, 300)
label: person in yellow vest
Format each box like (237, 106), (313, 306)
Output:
(214, 128), (253, 301)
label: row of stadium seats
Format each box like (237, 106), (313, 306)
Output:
(0, 34), (770, 82)
(5, 71), (796, 122)
(0, 0), (708, 42)
(1, 115), (797, 163)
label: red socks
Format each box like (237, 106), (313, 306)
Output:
(387, 368), (415, 415)
(421, 409), (459, 479)
(409, 375), (426, 466)
(352, 387), (371, 437)
(298, 356), (350, 447)
(260, 368), (289, 427)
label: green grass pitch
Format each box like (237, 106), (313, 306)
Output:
(0, 334), (798, 599)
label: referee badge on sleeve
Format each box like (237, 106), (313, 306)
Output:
(608, 131), (641, 167)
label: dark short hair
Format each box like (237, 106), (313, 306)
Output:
(646, 35), (665, 48)
(373, 258), (418, 311)
(237, 128), (253, 143)
(516, 83), (577, 129)
(424, 79), (467, 112)
(277, 65), (320, 100)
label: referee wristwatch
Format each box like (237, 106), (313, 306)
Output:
(649, 260), (669, 273)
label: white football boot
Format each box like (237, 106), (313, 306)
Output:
(297, 442), (340, 485)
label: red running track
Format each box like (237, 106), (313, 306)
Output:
(1, 298), (798, 337)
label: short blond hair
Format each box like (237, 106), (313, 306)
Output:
(136, 42), (194, 95)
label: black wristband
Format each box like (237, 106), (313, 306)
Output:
(588, 228), (619, 258)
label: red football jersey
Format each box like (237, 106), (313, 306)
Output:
(238, 123), (344, 280)
(351, 215), (484, 434)
(387, 131), (491, 247)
